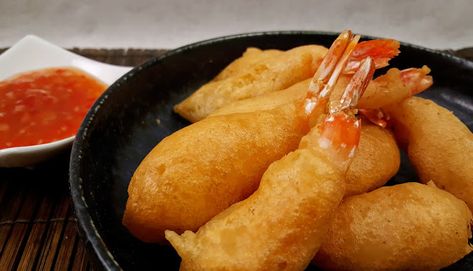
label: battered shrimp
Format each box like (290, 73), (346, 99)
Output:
(385, 96), (473, 210)
(315, 182), (473, 271)
(166, 41), (376, 271)
(211, 66), (431, 117)
(174, 45), (328, 122)
(123, 103), (307, 243)
(123, 31), (400, 243)
(175, 39), (399, 122)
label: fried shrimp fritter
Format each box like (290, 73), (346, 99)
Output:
(174, 45), (328, 122)
(123, 103), (308, 243)
(386, 96), (473, 211)
(315, 182), (473, 271)
(166, 145), (346, 271)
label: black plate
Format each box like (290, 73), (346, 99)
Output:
(69, 31), (473, 270)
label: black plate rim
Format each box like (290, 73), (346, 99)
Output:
(68, 30), (473, 271)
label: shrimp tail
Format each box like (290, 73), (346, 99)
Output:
(305, 30), (361, 125)
(345, 39), (400, 73)
(400, 65), (433, 95)
(319, 57), (375, 166)
(360, 65), (432, 127)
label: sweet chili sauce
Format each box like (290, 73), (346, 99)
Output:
(0, 67), (107, 149)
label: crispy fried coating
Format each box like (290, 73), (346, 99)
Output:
(315, 182), (473, 271)
(123, 103), (308, 242)
(213, 48), (283, 81)
(166, 138), (345, 271)
(386, 97), (473, 211)
(210, 79), (310, 117)
(345, 123), (400, 196)
(174, 45), (328, 122)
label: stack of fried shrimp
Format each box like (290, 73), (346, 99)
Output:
(123, 31), (473, 271)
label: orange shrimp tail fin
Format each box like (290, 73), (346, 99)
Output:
(400, 65), (433, 95)
(345, 39), (400, 73)
(319, 114), (361, 161)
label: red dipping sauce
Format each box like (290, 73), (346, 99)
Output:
(0, 67), (106, 149)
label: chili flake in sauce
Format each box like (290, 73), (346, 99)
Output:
(0, 67), (106, 149)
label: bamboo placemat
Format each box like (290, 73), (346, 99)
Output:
(0, 46), (472, 271)
(0, 48), (166, 271)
